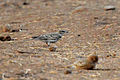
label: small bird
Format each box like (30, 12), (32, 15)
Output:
(32, 30), (68, 46)
(72, 54), (98, 70)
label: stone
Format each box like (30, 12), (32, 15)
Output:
(64, 70), (72, 74)
(104, 6), (116, 11)
(5, 35), (11, 41)
(0, 35), (11, 41)
(49, 46), (57, 52)
(72, 6), (87, 14)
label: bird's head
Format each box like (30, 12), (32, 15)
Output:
(59, 30), (68, 35)
(87, 54), (98, 63)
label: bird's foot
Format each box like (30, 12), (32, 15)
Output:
(43, 44), (49, 48)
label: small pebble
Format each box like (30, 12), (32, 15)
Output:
(77, 34), (81, 37)
(106, 53), (116, 58)
(0, 35), (11, 41)
(49, 70), (57, 74)
(72, 6), (87, 14)
(0, 36), (5, 41)
(104, 6), (116, 11)
(112, 53), (116, 57)
(5, 35), (11, 41)
(11, 29), (20, 32)
(49, 46), (57, 52)
(23, 2), (29, 5)
(40, 78), (48, 80)
(105, 34), (109, 36)
(94, 16), (99, 19)
(64, 70), (72, 74)
(106, 55), (110, 57)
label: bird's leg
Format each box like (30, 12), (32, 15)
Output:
(43, 42), (50, 47)
(43, 42), (49, 47)
(47, 42), (50, 47)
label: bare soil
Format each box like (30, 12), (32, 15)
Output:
(0, 0), (120, 80)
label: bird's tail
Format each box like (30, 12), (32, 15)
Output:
(31, 36), (40, 40)
(32, 36), (38, 39)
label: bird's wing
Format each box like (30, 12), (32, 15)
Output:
(38, 35), (48, 40)
(48, 33), (62, 40)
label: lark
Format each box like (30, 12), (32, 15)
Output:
(73, 54), (98, 70)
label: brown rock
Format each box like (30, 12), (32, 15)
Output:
(0, 36), (6, 41)
(49, 46), (57, 52)
(64, 70), (72, 74)
(0, 35), (11, 41)
(5, 35), (11, 41)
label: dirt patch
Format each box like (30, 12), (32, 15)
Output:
(0, 0), (120, 80)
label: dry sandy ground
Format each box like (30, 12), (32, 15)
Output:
(0, 0), (120, 80)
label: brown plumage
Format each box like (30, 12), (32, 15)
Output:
(73, 54), (98, 70)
